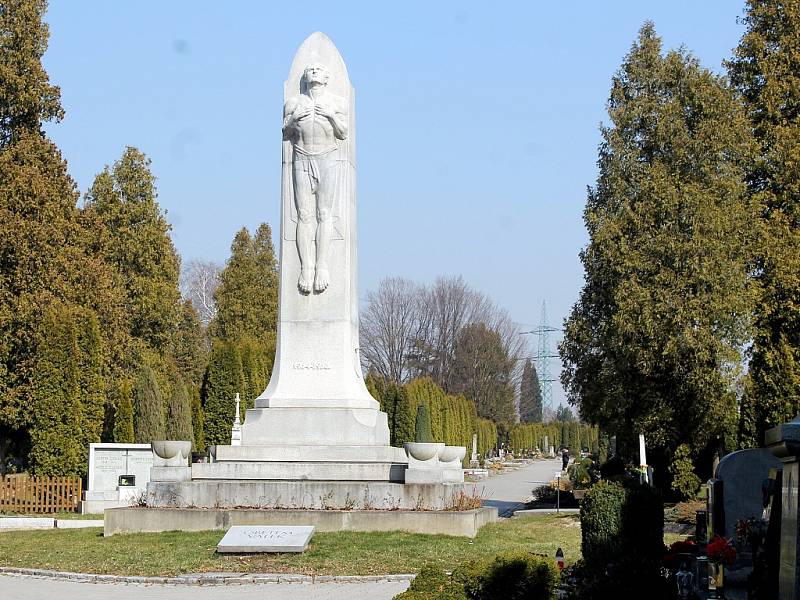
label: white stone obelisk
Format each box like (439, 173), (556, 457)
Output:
(241, 32), (389, 447)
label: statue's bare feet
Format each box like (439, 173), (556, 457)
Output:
(298, 269), (313, 294)
(314, 268), (329, 292)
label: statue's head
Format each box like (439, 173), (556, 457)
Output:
(304, 63), (330, 86)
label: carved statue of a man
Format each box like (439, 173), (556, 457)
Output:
(282, 63), (348, 293)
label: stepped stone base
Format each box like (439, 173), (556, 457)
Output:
(146, 480), (474, 511)
(105, 506), (498, 538)
(192, 461), (407, 482)
(212, 444), (407, 463)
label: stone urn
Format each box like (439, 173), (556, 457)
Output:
(439, 445), (466, 466)
(404, 442), (445, 465)
(151, 440), (192, 467)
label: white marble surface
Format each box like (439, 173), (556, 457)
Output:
(87, 443), (153, 492)
(216, 525), (315, 553)
(241, 32), (388, 448)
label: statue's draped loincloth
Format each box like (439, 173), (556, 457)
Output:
(292, 144), (339, 199)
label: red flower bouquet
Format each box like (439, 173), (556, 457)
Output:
(707, 536), (736, 566)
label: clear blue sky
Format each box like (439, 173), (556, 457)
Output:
(43, 1), (746, 410)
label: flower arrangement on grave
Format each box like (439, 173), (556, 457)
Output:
(707, 535), (736, 566)
(663, 538), (698, 571)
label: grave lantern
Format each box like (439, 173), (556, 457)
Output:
(555, 547), (564, 571)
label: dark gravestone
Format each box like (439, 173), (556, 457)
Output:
(707, 479), (725, 541)
(715, 448), (781, 539)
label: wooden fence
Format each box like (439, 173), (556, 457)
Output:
(0, 475), (82, 513)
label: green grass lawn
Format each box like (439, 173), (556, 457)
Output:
(0, 514), (683, 577)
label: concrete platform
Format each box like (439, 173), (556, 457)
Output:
(213, 445), (407, 463)
(104, 506), (498, 538)
(146, 480), (474, 510)
(192, 461), (406, 482)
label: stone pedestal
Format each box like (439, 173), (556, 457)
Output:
(766, 414), (800, 600)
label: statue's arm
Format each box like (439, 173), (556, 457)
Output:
(316, 97), (348, 140)
(282, 98), (299, 140)
(330, 98), (349, 140)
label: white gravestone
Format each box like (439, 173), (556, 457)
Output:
(82, 443), (153, 513)
(217, 525), (315, 553)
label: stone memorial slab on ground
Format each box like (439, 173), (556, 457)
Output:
(217, 525), (314, 553)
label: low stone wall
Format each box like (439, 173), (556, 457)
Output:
(147, 480), (477, 511)
(104, 506), (498, 538)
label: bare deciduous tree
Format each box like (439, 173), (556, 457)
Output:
(180, 259), (222, 327)
(360, 277), (423, 383)
(360, 275), (527, 407)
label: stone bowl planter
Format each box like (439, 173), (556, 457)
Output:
(404, 442), (445, 462)
(439, 446), (466, 464)
(151, 440), (192, 466)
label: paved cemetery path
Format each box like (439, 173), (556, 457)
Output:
(0, 574), (410, 600)
(477, 458), (564, 517)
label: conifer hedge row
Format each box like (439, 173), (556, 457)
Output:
(367, 375), (499, 462)
(508, 422), (599, 456)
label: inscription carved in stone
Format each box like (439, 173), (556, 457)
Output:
(292, 361), (332, 370)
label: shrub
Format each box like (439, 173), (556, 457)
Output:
(580, 480), (627, 568)
(394, 565), (467, 600)
(579, 480), (668, 597)
(415, 403), (433, 443)
(452, 552), (559, 600)
(669, 444), (701, 499)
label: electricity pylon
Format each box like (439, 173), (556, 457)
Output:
(520, 301), (560, 415)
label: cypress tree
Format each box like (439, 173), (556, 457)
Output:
(83, 146), (181, 353)
(166, 381), (193, 442)
(0, 0), (91, 470)
(560, 24), (755, 479)
(519, 359), (543, 423)
(392, 383), (415, 446)
(173, 300), (207, 387)
(728, 0), (800, 444)
(29, 306), (84, 475)
(133, 364), (165, 443)
(113, 382), (135, 443)
(76, 307), (106, 450)
(201, 340), (244, 446)
(209, 223), (278, 344)
(415, 403), (433, 443)
(190, 384), (205, 452)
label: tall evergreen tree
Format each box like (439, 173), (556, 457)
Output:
(173, 300), (207, 386)
(29, 307), (81, 475)
(75, 306), (106, 451)
(449, 322), (516, 431)
(201, 340), (245, 446)
(0, 0), (89, 470)
(560, 24), (755, 483)
(190, 384), (205, 452)
(113, 382), (135, 443)
(133, 364), (165, 443)
(166, 381), (193, 443)
(728, 0), (800, 444)
(519, 359), (543, 423)
(210, 224), (278, 344)
(83, 146), (181, 354)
